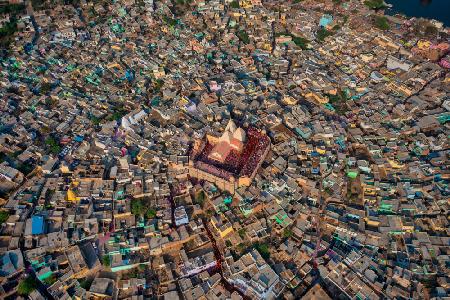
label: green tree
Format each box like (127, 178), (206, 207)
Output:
(0, 210), (10, 224)
(343, 15), (349, 24)
(17, 277), (38, 296)
(374, 16), (390, 30)
(283, 228), (293, 238)
(78, 278), (91, 289)
(17, 163), (34, 176)
(44, 97), (58, 108)
(275, 32), (309, 50)
(194, 190), (206, 207)
(364, 0), (386, 9)
(163, 16), (177, 27)
(424, 25), (438, 36)
(45, 137), (61, 155)
(255, 243), (270, 259)
(0, 18), (18, 38)
(0, 17), (18, 48)
(326, 89), (350, 115)
(131, 198), (156, 219)
(153, 79), (164, 92)
(146, 208), (157, 219)
(102, 255), (111, 266)
(31, 0), (47, 10)
(131, 198), (145, 215)
(90, 116), (102, 125)
(40, 82), (53, 94)
(230, 0), (239, 8)
(238, 228), (246, 239)
(292, 36), (309, 50)
(0, 4), (25, 14)
(316, 28), (334, 42)
(236, 30), (250, 44)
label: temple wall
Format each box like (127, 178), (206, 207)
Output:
(188, 166), (236, 193)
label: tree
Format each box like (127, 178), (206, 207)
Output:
(343, 15), (349, 24)
(17, 162), (34, 176)
(40, 82), (53, 95)
(327, 89), (349, 115)
(194, 190), (206, 207)
(44, 97), (58, 108)
(236, 30), (250, 44)
(0, 4), (25, 14)
(364, 0), (386, 9)
(424, 25), (438, 36)
(146, 208), (157, 219)
(0, 18), (18, 38)
(90, 115), (102, 126)
(31, 0), (47, 10)
(131, 198), (156, 219)
(153, 79), (164, 92)
(205, 209), (213, 218)
(374, 16), (390, 30)
(255, 243), (270, 259)
(78, 278), (91, 289)
(131, 198), (145, 215)
(275, 32), (309, 50)
(283, 228), (293, 238)
(316, 28), (334, 42)
(0, 17), (18, 49)
(230, 0), (239, 8)
(17, 277), (38, 296)
(163, 16), (177, 27)
(291, 36), (309, 50)
(45, 137), (61, 155)
(238, 228), (246, 239)
(102, 255), (111, 266)
(0, 210), (9, 224)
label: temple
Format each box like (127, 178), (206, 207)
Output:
(189, 120), (270, 193)
(208, 120), (246, 163)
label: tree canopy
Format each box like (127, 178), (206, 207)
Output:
(18, 277), (38, 296)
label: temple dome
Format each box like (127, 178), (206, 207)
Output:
(219, 131), (233, 143)
(233, 128), (246, 142)
(225, 119), (237, 133)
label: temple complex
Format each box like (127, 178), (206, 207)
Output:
(189, 120), (270, 193)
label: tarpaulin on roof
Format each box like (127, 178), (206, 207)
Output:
(31, 215), (45, 235)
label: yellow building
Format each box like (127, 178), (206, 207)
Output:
(211, 215), (234, 238)
(67, 189), (78, 202)
(304, 92), (328, 105)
